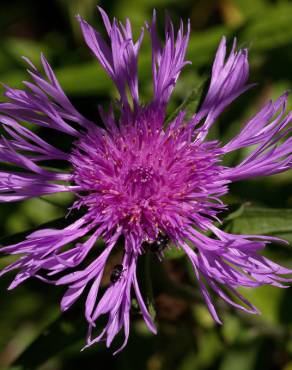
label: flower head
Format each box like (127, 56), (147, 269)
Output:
(1, 8), (292, 353)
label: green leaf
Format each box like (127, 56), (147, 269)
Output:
(56, 61), (111, 95)
(164, 244), (185, 260)
(234, 0), (266, 19)
(187, 27), (230, 68)
(219, 345), (257, 370)
(4, 38), (52, 67)
(0, 61), (111, 98)
(197, 331), (224, 369)
(58, 0), (98, 40)
(242, 3), (292, 51)
(165, 76), (208, 126)
(224, 204), (247, 222)
(0, 214), (79, 246)
(12, 309), (97, 370)
(239, 285), (284, 325)
(225, 206), (292, 236)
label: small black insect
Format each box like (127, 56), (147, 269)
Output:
(110, 264), (124, 283)
(149, 232), (170, 253)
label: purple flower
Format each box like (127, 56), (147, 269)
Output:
(1, 8), (292, 353)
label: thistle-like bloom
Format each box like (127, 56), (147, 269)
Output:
(1, 8), (292, 353)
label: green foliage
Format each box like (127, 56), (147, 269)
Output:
(166, 76), (208, 125)
(225, 205), (292, 244)
(12, 310), (99, 370)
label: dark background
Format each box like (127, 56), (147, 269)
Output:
(0, 0), (292, 369)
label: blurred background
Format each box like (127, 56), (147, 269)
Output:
(0, 0), (292, 369)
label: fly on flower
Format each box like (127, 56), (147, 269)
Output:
(0, 7), (292, 354)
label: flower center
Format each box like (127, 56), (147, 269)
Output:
(123, 164), (158, 199)
(71, 124), (227, 244)
(130, 165), (154, 184)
